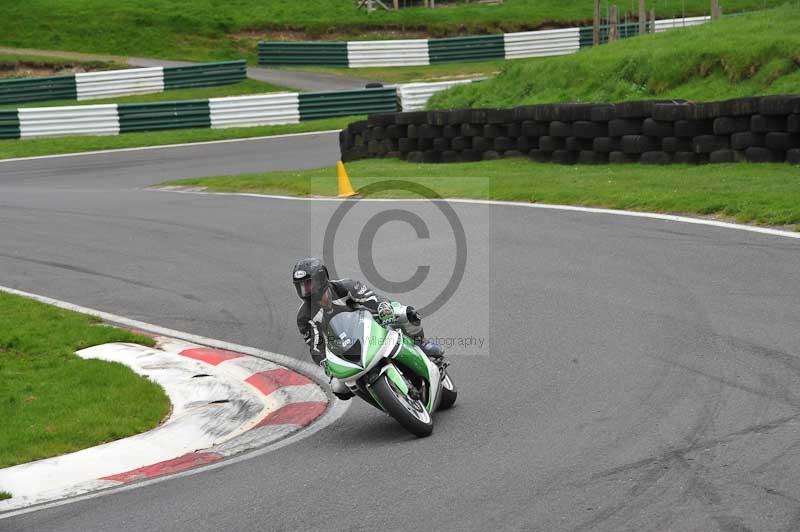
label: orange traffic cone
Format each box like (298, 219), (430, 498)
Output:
(337, 161), (357, 198)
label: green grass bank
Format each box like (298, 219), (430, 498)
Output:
(162, 158), (800, 230)
(0, 291), (170, 472)
(0, 0), (780, 62)
(429, 6), (800, 109)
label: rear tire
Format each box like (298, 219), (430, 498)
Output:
(371, 373), (433, 437)
(438, 372), (458, 410)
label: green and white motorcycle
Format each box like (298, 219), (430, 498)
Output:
(322, 307), (457, 437)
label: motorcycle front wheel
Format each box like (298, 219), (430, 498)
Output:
(371, 373), (434, 437)
(438, 371), (458, 410)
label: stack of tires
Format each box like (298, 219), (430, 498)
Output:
(339, 96), (800, 165)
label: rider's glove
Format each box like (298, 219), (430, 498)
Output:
(377, 301), (396, 326)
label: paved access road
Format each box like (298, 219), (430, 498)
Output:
(1, 135), (799, 532)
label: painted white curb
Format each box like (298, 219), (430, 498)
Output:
(0, 335), (327, 512)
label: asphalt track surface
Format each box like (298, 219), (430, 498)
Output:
(1, 134), (800, 532)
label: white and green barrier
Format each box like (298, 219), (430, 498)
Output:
(397, 79), (476, 112)
(18, 105), (120, 138)
(259, 16), (709, 68)
(209, 93), (301, 128)
(0, 61), (247, 106)
(0, 86), (406, 140)
(0, 81), (471, 140)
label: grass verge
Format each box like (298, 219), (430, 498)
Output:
(0, 291), (169, 469)
(162, 158), (800, 230)
(0, 0), (780, 62)
(0, 116), (357, 160)
(0, 79), (289, 111)
(0, 491), (10, 501)
(0, 53), (126, 79)
(429, 6), (800, 108)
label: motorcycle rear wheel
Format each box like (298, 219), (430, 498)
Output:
(372, 373), (434, 437)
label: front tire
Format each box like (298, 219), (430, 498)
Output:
(371, 373), (434, 437)
(438, 371), (458, 410)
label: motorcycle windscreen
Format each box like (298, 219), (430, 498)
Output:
(325, 310), (371, 365)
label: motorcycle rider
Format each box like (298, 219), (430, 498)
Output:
(292, 257), (445, 400)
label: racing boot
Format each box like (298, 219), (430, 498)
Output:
(330, 379), (354, 401)
(419, 338), (446, 370)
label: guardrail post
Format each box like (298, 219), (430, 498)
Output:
(639, 0), (646, 34)
(593, 0), (601, 46)
(711, 0), (722, 19)
(609, 5), (619, 41)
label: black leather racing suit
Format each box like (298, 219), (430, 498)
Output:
(296, 278), (424, 365)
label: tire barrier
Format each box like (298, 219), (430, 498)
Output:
(258, 16), (709, 68)
(0, 61), (247, 106)
(339, 95), (800, 165)
(0, 87), (399, 140)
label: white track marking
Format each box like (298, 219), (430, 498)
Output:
(0, 130), (340, 164)
(153, 188), (800, 241)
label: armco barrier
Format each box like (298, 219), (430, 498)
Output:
(398, 80), (475, 112)
(299, 87), (398, 120)
(348, 40), (429, 67)
(578, 23), (644, 48)
(209, 93), (300, 128)
(75, 67), (164, 101)
(118, 100), (210, 133)
(2, 86), (402, 140)
(163, 61), (247, 90)
(428, 34), (506, 64)
(654, 15), (710, 32)
(0, 110), (20, 139)
(504, 28), (580, 59)
(339, 95), (800, 165)
(258, 15), (710, 68)
(0, 76), (77, 106)
(18, 105), (119, 138)
(0, 61), (246, 107)
(259, 42), (348, 67)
